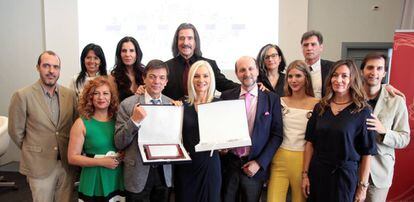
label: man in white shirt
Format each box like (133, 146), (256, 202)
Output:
(115, 59), (173, 202)
(300, 30), (334, 98)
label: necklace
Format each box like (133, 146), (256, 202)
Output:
(331, 99), (352, 105)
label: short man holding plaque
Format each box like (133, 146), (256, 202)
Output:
(220, 56), (283, 202)
(115, 59), (172, 202)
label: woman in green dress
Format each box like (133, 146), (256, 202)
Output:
(68, 76), (124, 201)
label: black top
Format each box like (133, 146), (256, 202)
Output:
(305, 103), (377, 164)
(367, 87), (382, 109)
(163, 55), (239, 100)
(257, 73), (285, 96)
(174, 100), (221, 202)
(320, 59), (335, 97)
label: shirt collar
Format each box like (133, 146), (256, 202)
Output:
(240, 84), (258, 98)
(309, 59), (321, 72)
(144, 90), (162, 104)
(177, 54), (199, 64)
(39, 80), (59, 96)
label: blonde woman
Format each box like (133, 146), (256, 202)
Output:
(267, 60), (318, 202)
(174, 60), (221, 202)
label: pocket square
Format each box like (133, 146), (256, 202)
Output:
(264, 111), (270, 116)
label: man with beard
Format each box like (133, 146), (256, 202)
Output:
(163, 23), (238, 100)
(8, 51), (78, 202)
(220, 56), (283, 202)
(360, 52), (410, 202)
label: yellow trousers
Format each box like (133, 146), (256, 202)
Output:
(267, 148), (305, 202)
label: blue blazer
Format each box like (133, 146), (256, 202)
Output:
(220, 87), (283, 180)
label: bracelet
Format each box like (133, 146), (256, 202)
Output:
(301, 171), (308, 179)
(358, 181), (369, 188)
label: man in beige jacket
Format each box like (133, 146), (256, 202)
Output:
(361, 52), (410, 202)
(8, 51), (78, 202)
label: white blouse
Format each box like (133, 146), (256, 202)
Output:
(279, 99), (313, 151)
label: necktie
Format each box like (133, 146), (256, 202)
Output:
(309, 65), (313, 72)
(182, 60), (190, 96)
(150, 99), (161, 105)
(235, 92), (253, 157)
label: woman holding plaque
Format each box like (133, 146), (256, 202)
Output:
(267, 60), (318, 202)
(68, 76), (124, 201)
(174, 60), (221, 202)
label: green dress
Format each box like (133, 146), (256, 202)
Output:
(78, 117), (124, 201)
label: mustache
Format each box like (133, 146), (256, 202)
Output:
(181, 44), (192, 49)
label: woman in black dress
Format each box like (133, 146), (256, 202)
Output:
(256, 44), (287, 96)
(174, 60), (221, 202)
(302, 59), (377, 202)
(110, 36), (145, 101)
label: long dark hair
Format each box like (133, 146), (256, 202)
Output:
(171, 23), (202, 57)
(111, 36), (144, 99)
(319, 59), (368, 115)
(76, 43), (107, 89)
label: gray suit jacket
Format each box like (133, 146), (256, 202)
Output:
(370, 85), (410, 188)
(115, 94), (173, 193)
(8, 80), (78, 178)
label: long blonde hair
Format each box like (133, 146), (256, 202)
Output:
(187, 60), (216, 105)
(319, 59), (368, 115)
(283, 60), (314, 97)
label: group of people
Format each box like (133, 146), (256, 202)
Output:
(7, 22), (410, 202)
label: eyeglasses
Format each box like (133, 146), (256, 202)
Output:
(264, 53), (279, 60)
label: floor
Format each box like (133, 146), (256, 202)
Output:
(0, 162), (270, 202)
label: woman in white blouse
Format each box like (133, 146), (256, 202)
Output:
(70, 43), (108, 98)
(267, 60), (318, 202)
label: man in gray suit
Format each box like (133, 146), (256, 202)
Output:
(8, 51), (78, 202)
(361, 52), (410, 202)
(115, 59), (173, 202)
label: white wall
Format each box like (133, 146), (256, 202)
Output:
(308, 0), (403, 61)
(0, 0), (79, 164)
(0, 0), (45, 164)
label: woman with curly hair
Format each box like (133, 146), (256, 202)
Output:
(68, 76), (124, 201)
(302, 59), (377, 202)
(110, 36), (144, 101)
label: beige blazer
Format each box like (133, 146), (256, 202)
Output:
(370, 85), (411, 188)
(8, 80), (78, 178)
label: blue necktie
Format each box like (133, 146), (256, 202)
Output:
(150, 99), (161, 105)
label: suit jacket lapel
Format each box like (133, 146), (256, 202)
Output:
(33, 82), (55, 127)
(373, 85), (387, 116)
(138, 94), (146, 104)
(161, 94), (172, 104)
(57, 85), (67, 129)
(253, 90), (265, 135)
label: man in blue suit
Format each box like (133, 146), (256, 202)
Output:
(221, 56), (283, 202)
